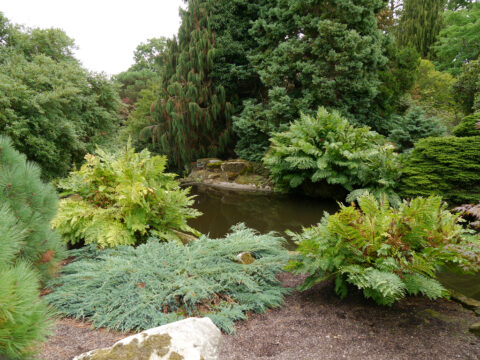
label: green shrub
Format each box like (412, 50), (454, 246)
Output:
(399, 136), (480, 205)
(0, 262), (52, 360)
(388, 106), (447, 152)
(52, 143), (201, 248)
(0, 136), (65, 280)
(45, 225), (290, 334)
(0, 136), (62, 359)
(287, 195), (480, 306)
(263, 108), (402, 205)
(452, 113), (480, 137)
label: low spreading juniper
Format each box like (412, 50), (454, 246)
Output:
(45, 224), (291, 334)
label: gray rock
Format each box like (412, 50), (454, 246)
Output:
(73, 317), (222, 360)
(220, 160), (250, 174)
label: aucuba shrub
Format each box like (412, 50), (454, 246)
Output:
(287, 194), (480, 306)
(52, 143), (201, 248)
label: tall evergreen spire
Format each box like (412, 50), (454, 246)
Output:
(397, 0), (447, 57)
(150, 0), (233, 169)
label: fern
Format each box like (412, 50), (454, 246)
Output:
(53, 142), (201, 247)
(263, 108), (402, 203)
(288, 194), (480, 306)
(45, 225), (291, 334)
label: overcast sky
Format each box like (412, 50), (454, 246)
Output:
(1, 0), (184, 75)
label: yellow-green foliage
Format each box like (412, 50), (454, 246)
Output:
(453, 113), (480, 137)
(399, 136), (480, 205)
(288, 195), (480, 306)
(53, 143), (201, 247)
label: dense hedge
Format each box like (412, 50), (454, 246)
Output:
(453, 113), (480, 137)
(399, 136), (480, 204)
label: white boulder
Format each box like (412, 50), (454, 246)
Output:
(73, 317), (222, 360)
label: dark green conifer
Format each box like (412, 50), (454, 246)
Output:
(234, 0), (388, 160)
(150, 0), (234, 169)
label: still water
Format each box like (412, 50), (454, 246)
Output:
(187, 184), (480, 300)
(187, 184), (339, 240)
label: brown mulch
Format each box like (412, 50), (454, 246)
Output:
(41, 273), (480, 360)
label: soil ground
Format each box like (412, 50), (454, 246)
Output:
(41, 273), (480, 360)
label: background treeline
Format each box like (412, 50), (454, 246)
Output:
(0, 14), (120, 179)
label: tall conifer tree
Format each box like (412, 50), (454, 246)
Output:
(150, 0), (234, 169)
(397, 0), (447, 57)
(233, 0), (388, 160)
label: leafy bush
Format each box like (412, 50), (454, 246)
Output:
(399, 136), (480, 205)
(263, 108), (402, 205)
(0, 136), (62, 359)
(453, 58), (480, 115)
(433, 4), (480, 75)
(452, 113), (480, 137)
(410, 59), (459, 125)
(287, 195), (480, 306)
(0, 14), (121, 179)
(52, 143), (201, 248)
(388, 106), (446, 152)
(0, 136), (65, 280)
(45, 225), (290, 334)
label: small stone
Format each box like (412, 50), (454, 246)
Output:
(474, 308), (480, 317)
(236, 252), (255, 265)
(173, 230), (198, 245)
(449, 290), (480, 310)
(469, 322), (480, 336)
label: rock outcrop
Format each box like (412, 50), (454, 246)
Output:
(183, 158), (272, 193)
(73, 317), (222, 360)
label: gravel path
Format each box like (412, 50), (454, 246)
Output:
(41, 273), (480, 360)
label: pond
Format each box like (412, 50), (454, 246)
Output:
(188, 184), (480, 301)
(187, 184), (339, 242)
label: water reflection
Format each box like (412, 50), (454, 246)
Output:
(187, 184), (338, 239)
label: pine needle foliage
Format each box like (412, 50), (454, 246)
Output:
(0, 262), (52, 360)
(287, 194), (480, 306)
(263, 108), (402, 205)
(0, 136), (60, 359)
(53, 143), (201, 248)
(399, 136), (480, 205)
(0, 136), (65, 280)
(45, 225), (291, 334)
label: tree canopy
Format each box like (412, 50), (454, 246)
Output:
(0, 13), (121, 179)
